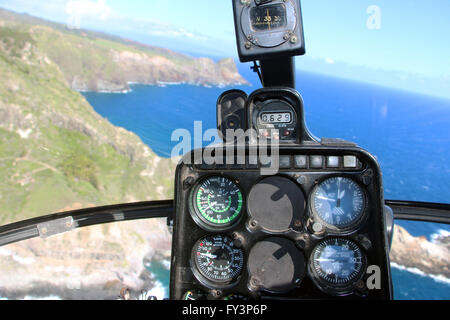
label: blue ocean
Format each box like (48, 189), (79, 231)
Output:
(82, 64), (450, 300)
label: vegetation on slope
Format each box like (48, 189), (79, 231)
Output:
(0, 23), (176, 225)
(0, 9), (248, 93)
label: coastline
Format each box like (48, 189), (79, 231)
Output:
(76, 80), (251, 94)
(391, 262), (450, 286)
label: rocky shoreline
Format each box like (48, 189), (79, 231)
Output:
(0, 219), (172, 300)
(0, 223), (448, 300)
(0, 9), (249, 95)
(69, 53), (249, 93)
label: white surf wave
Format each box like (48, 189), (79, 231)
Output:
(161, 259), (170, 270)
(430, 229), (450, 244)
(391, 262), (450, 285)
(144, 281), (167, 300)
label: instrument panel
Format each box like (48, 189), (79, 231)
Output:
(170, 147), (392, 300)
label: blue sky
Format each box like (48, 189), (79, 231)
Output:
(1, 0), (449, 99)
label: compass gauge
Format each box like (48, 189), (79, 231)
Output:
(250, 4), (287, 32)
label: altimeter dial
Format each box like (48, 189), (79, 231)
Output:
(192, 235), (244, 284)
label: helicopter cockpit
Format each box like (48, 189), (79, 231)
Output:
(0, 0), (449, 305)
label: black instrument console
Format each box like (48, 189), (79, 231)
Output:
(169, 88), (393, 300)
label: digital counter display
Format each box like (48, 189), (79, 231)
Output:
(250, 4), (287, 31)
(260, 112), (292, 124)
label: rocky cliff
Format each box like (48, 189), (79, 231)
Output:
(0, 9), (248, 93)
(0, 7), (251, 224)
(0, 18), (179, 225)
(390, 225), (450, 279)
(0, 11), (179, 300)
(0, 219), (172, 300)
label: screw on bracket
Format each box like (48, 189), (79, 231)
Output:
(312, 222), (323, 233)
(183, 176), (195, 189)
(249, 219), (258, 229)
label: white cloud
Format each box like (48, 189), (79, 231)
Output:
(130, 16), (208, 42)
(147, 26), (208, 42)
(0, 0), (208, 42)
(325, 57), (335, 64)
(65, 0), (113, 20)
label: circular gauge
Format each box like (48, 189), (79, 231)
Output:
(192, 235), (244, 285)
(310, 176), (367, 231)
(309, 238), (366, 295)
(189, 176), (244, 230)
(240, 0), (298, 48)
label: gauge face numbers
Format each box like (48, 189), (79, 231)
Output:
(250, 4), (287, 32)
(191, 176), (244, 230)
(193, 235), (244, 284)
(310, 238), (366, 293)
(311, 177), (366, 230)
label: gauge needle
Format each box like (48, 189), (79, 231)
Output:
(266, 9), (271, 30)
(204, 202), (217, 211)
(317, 258), (352, 263)
(338, 190), (346, 199)
(315, 258), (336, 262)
(317, 196), (336, 202)
(336, 179), (342, 207)
(200, 253), (217, 259)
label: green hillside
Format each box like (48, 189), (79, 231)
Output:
(0, 18), (178, 225)
(0, 9), (248, 93)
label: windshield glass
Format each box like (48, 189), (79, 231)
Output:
(0, 219), (171, 300)
(0, 0), (449, 300)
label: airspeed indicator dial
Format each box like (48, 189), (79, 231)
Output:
(190, 176), (244, 231)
